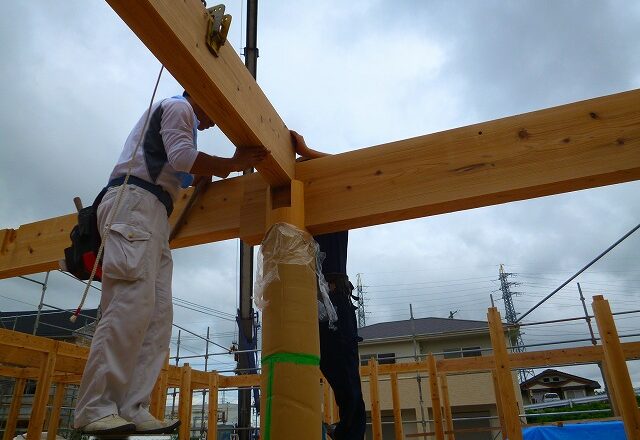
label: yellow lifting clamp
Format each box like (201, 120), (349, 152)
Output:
(205, 4), (232, 57)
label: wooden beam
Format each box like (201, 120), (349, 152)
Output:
(438, 374), (454, 440)
(299, 88), (640, 234)
(2, 89), (639, 279)
(105, 0), (295, 185)
(27, 345), (58, 440)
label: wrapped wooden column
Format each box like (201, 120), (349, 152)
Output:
(258, 180), (322, 440)
(592, 295), (640, 439)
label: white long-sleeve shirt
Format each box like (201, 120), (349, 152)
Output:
(109, 96), (199, 201)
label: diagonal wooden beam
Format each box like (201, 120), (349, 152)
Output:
(105, 0), (295, 185)
(1, 89), (639, 279)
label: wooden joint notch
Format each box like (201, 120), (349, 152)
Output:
(266, 180), (305, 230)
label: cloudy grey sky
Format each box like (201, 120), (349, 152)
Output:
(1, 1), (639, 388)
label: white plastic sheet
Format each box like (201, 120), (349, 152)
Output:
(254, 223), (338, 326)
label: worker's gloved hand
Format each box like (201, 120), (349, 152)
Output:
(230, 145), (269, 171)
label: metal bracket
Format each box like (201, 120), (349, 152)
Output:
(206, 4), (232, 57)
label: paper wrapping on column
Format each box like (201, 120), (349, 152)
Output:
(254, 222), (337, 327)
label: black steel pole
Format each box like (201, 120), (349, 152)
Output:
(238, 1), (259, 439)
(516, 222), (640, 323)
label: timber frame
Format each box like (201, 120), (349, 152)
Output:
(1, 1), (639, 440)
(1, 296), (639, 440)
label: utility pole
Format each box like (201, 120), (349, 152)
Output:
(237, 2), (259, 439)
(498, 264), (534, 382)
(356, 273), (367, 328)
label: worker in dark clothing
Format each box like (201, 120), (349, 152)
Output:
(291, 132), (366, 440)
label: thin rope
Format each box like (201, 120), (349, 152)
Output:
(71, 65), (165, 322)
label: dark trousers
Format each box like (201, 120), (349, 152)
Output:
(319, 275), (366, 440)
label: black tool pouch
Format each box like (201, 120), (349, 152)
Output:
(63, 188), (107, 281)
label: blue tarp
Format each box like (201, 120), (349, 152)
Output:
(523, 421), (625, 440)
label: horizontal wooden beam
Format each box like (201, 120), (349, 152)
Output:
(1, 89), (639, 279)
(105, 0), (295, 185)
(299, 88), (640, 233)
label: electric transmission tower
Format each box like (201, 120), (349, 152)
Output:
(498, 264), (534, 382)
(356, 273), (367, 328)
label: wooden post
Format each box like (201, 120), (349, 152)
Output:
(322, 378), (332, 424)
(332, 388), (339, 424)
(390, 372), (405, 440)
(151, 354), (170, 420)
(592, 295), (640, 439)
(3, 377), (26, 440)
(368, 357), (382, 440)
(46, 382), (66, 440)
(439, 373), (454, 440)
(178, 363), (193, 440)
(487, 307), (522, 440)
(208, 372), (219, 440)
(27, 344), (57, 440)
(427, 354), (445, 440)
(491, 371), (506, 436)
(259, 180), (322, 440)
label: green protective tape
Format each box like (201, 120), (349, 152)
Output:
(262, 352), (320, 440)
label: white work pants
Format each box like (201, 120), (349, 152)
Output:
(74, 185), (173, 427)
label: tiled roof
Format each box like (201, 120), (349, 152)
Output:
(359, 316), (489, 341)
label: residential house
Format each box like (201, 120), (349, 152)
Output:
(520, 369), (601, 404)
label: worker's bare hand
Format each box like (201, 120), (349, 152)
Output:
(231, 146), (269, 171)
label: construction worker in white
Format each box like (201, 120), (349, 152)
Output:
(74, 90), (267, 435)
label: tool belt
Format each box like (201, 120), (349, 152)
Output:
(324, 273), (355, 295)
(107, 175), (173, 216)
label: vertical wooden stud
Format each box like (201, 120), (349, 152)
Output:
(592, 295), (640, 439)
(368, 357), (382, 440)
(208, 372), (219, 440)
(332, 388), (339, 424)
(390, 372), (404, 440)
(27, 344), (58, 440)
(322, 378), (332, 424)
(439, 373), (454, 440)
(178, 363), (193, 440)
(151, 354), (170, 420)
(3, 377), (26, 440)
(46, 382), (66, 440)
(427, 354), (445, 440)
(487, 307), (522, 440)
